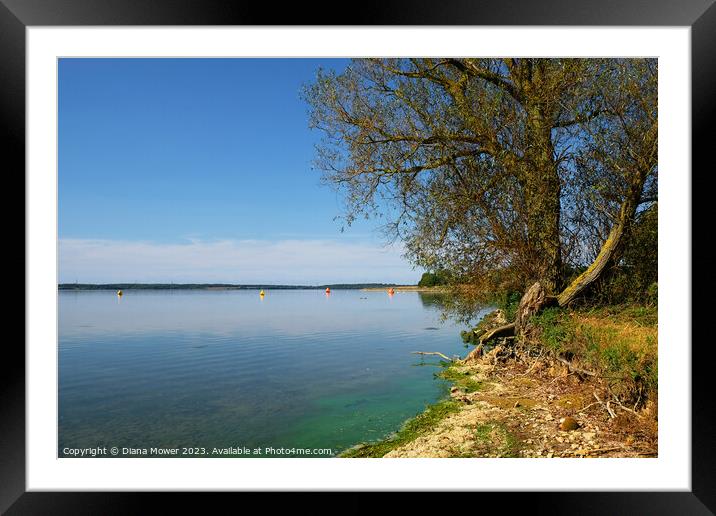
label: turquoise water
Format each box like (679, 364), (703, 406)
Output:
(59, 289), (485, 457)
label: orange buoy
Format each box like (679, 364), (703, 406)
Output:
(325, 287), (331, 294)
(388, 288), (395, 295)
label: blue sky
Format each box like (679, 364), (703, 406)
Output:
(58, 58), (416, 284)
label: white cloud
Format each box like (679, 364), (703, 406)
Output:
(59, 238), (417, 284)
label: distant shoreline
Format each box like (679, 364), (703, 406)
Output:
(361, 286), (448, 292)
(58, 283), (416, 291)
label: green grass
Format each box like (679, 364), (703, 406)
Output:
(532, 307), (573, 352)
(438, 367), (483, 393)
(479, 422), (519, 457)
(579, 304), (657, 327)
(473, 423), (494, 442)
(339, 399), (461, 457)
(533, 304), (657, 405)
(448, 421), (520, 458)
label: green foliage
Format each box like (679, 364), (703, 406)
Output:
(339, 400), (460, 458)
(303, 58), (657, 299)
(461, 328), (486, 345)
(599, 343), (656, 394)
(646, 282), (658, 307)
(532, 307), (572, 352)
(473, 423), (494, 441)
(418, 270), (450, 287)
(456, 290), (521, 336)
(592, 204), (658, 305)
(496, 291), (522, 322)
(427, 288), (493, 326)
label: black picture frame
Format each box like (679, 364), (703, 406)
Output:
(4, 0), (714, 512)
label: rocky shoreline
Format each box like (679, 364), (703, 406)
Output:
(383, 353), (657, 458)
(343, 309), (657, 459)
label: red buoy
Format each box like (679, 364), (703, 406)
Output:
(325, 287), (331, 294)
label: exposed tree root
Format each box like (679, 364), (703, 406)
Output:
(463, 344), (484, 363)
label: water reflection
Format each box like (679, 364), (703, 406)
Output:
(58, 289), (491, 456)
(418, 291), (488, 326)
(417, 292), (448, 310)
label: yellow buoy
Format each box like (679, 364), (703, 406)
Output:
(117, 290), (123, 296)
(260, 290), (265, 296)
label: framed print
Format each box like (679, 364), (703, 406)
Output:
(4, 0), (714, 512)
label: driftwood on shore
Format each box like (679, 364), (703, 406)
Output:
(414, 317), (517, 364)
(412, 351), (453, 361)
(462, 323), (517, 363)
(479, 322), (516, 345)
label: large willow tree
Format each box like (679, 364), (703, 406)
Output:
(303, 58), (657, 305)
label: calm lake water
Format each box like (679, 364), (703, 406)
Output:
(59, 289), (486, 457)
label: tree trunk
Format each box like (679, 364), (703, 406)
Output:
(522, 94), (563, 295)
(524, 171), (563, 294)
(516, 282), (546, 332)
(515, 281), (555, 341)
(557, 171), (648, 307)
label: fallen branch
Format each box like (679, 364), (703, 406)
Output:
(633, 391), (642, 412)
(479, 322), (516, 345)
(518, 349), (545, 376)
(593, 392), (616, 419)
(610, 391), (644, 419)
(576, 401), (602, 414)
(606, 400), (617, 419)
(412, 351), (452, 361)
(556, 356), (597, 377)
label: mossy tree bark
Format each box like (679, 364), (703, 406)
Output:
(557, 169), (649, 307)
(522, 101), (563, 295)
